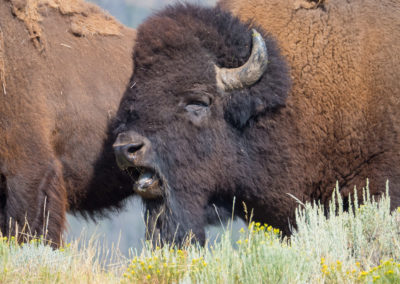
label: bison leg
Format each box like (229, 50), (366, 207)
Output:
(0, 173), (6, 233)
(2, 160), (66, 246)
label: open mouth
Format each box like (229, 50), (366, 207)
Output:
(126, 167), (163, 199)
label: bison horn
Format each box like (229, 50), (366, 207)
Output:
(215, 29), (268, 91)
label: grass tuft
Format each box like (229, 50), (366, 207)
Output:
(2, 181), (400, 283)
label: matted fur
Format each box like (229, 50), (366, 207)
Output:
(115, 1), (400, 245)
(8, 0), (122, 51)
(0, 0), (135, 246)
(0, 27), (5, 95)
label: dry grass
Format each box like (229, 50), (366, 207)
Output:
(2, 181), (400, 283)
(0, 233), (126, 284)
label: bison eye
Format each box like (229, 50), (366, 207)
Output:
(185, 101), (208, 113)
(185, 100), (209, 123)
(187, 100), (208, 107)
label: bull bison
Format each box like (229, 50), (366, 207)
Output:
(113, 1), (400, 245)
(0, 0), (135, 245)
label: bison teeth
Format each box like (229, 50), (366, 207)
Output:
(136, 171), (155, 191)
(133, 168), (163, 199)
(133, 169), (163, 199)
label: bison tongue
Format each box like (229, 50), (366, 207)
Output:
(136, 172), (155, 191)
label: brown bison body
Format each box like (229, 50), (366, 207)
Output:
(219, 0), (400, 203)
(0, 0), (135, 245)
(114, 1), (400, 245)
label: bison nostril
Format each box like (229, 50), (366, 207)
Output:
(126, 143), (144, 154)
(114, 132), (150, 169)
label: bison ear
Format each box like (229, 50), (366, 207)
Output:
(219, 28), (290, 129)
(224, 88), (286, 130)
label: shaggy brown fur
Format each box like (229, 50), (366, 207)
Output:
(218, 0), (400, 202)
(114, 1), (400, 244)
(0, 27), (5, 95)
(0, 0), (135, 246)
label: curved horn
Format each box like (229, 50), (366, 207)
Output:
(215, 29), (268, 91)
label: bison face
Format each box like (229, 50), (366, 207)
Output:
(113, 4), (290, 245)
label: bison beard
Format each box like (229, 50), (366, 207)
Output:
(114, 1), (400, 245)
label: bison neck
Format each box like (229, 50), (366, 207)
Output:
(231, 96), (396, 233)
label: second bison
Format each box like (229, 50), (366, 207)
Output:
(0, 0), (135, 245)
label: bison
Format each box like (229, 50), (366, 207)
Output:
(113, 1), (400, 245)
(0, 0), (135, 245)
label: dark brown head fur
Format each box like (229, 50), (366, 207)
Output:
(114, 3), (291, 244)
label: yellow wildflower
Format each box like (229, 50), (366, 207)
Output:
(385, 270), (394, 275)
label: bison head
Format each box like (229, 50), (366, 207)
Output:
(113, 4), (291, 245)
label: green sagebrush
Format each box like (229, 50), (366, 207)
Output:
(1, 181), (400, 283)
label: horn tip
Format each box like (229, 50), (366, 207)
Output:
(252, 29), (261, 37)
